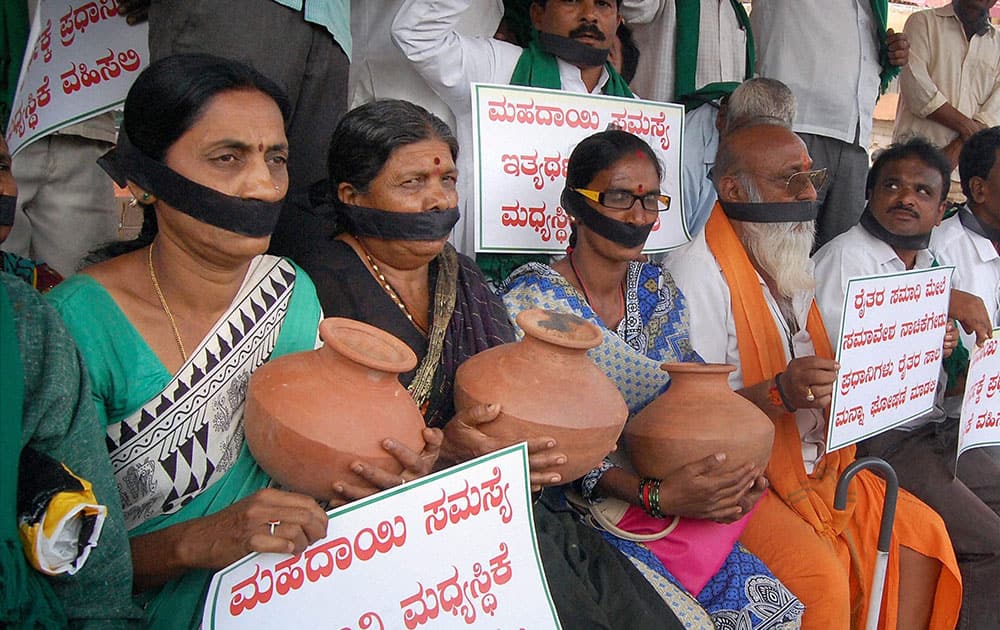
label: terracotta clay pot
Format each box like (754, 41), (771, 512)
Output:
(454, 308), (628, 483)
(624, 362), (774, 479)
(244, 317), (426, 499)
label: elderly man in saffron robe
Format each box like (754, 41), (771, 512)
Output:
(663, 122), (962, 630)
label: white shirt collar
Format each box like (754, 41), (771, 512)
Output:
(857, 222), (936, 269)
(555, 56), (611, 94)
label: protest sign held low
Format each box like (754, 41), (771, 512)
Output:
(827, 267), (953, 451)
(471, 83), (686, 254)
(202, 444), (560, 629)
(958, 329), (1000, 459)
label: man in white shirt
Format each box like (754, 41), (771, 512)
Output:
(751, 0), (910, 249)
(393, 0), (641, 266)
(932, 126), (1000, 354)
(813, 138), (949, 339)
(620, 0), (750, 106)
(813, 138), (1000, 630)
(893, 0), (1000, 170)
(665, 123), (961, 629)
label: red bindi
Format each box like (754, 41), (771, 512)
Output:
(258, 143), (264, 152)
(433, 156), (441, 165)
(637, 184), (644, 194)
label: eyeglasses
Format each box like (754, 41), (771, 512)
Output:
(573, 188), (671, 212)
(766, 168), (828, 196)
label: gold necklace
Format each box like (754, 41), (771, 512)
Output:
(148, 242), (188, 362)
(363, 251), (427, 334)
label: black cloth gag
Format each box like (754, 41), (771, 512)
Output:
(98, 132), (282, 237)
(561, 188), (654, 249)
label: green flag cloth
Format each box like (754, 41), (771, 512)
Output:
(510, 37), (634, 97)
(674, 0), (755, 111)
(871, 0), (900, 95)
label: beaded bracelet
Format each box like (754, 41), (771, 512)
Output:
(648, 479), (664, 519)
(773, 372), (797, 413)
(638, 478), (650, 511)
(638, 478), (665, 519)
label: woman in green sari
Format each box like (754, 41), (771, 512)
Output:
(48, 54), (440, 628)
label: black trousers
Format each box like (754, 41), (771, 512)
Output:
(535, 493), (684, 629)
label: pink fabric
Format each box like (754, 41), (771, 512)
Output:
(617, 501), (759, 596)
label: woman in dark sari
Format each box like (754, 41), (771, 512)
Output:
(296, 99), (685, 629)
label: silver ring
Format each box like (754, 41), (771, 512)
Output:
(268, 520), (280, 536)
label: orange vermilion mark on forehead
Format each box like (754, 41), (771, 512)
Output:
(800, 149), (809, 168)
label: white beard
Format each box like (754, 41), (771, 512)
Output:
(740, 220), (816, 299)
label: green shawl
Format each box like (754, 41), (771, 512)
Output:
(674, 0), (755, 111)
(0, 279), (66, 628)
(871, 0), (901, 94)
(509, 37), (634, 97)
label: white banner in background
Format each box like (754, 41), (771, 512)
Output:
(6, 0), (148, 155)
(471, 83), (687, 254)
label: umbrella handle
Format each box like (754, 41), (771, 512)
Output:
(834, 456), (898, 553)
(834, 456), (899, 630)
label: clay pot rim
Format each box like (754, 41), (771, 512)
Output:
(515, 308), (603, 350)
(319, 317), (418, 374)
(659, 362), (737, 375)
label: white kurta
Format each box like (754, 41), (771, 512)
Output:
(349, 0), (503, 132)
(751, 0), (881, 147)
(893, 5), (1000, 147)
(621, 0), (746, 103)
(930, 211), (1000, 351)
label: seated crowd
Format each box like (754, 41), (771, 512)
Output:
(4, 1), (1000, 628)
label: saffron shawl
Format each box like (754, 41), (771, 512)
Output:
(703, 204), (960, 629)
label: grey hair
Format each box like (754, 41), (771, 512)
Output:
(725, 78), (797, 133)
(734, 172), (763, 202)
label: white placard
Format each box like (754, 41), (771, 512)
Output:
(471, 83), (687, 254)
(5, 0), (148, 156)
(957, 329), (1000, 458)
(202, 444), (560, 629)
(827, 267), (954, 451)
